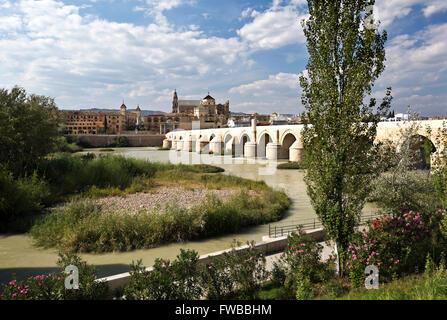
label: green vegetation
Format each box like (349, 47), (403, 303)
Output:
(299, 0), (391, 275)
(277, 161), (306, 170)
(337, 269), (447, 300)
(0, 253), (109, 300)
(99, 148), (115, 152)
(55, 137), (84, 153)
(0, 87), (62, 177)
(107, 136), (130, 148)
(124, 241), (269, 300)
(0, 166), (51, 232)
(30, 182), (289, 253)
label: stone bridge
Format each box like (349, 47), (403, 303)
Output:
(164, 120), (446, 164)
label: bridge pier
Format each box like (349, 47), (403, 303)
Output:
(171, 140), (177, 150)
(210, 136), (223, 155)
(182, 138), (193, 152)
(196, 136), (209, 154)
(162, 139), (171, 149)
(244, 142), (257, 158)
(176, 140), (183, 151)
(289, 140), (305, 162)
(266, 142), (281, 160)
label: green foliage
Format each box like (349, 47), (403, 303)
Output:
(299, 0), (391, 275)
(370, 120), (441, 214)
(30, 188), (289, 253)
(325, 279), (349, 299)
(431, 121), (447, 209)
(37, 154), (158, 196)
(346, 209), (434, 285)
(201, 241), (269, 299)
(0, 252), (108, 300)
(0, 166), (51, 231)
(0, 87), (62, 177)
(124, 249), (202, 300)
(277, 161), (306, 170)
(277, 228), (334, 297)
(295, 274), (313, 300)
(107, 136), (130, 147)
(339, 268), (447, 300)
(55, 137), (83, 153)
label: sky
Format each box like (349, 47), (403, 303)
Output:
(0, 0), (446, 116)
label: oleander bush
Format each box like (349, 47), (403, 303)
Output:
(274, 228), (335, 299)
(124, 249), (202, 300)
(345, 208), (439, 287)
(0, 253), (108, 300)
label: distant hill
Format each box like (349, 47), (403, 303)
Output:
(230, 112), (250, 115)
(65, 108), (166, 117)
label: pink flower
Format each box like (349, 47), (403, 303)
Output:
(9, 280), (16, 286)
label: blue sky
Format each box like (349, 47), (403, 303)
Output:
(0, 0), (446, 116)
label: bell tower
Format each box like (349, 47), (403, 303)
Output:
(172, 90), (178, 113)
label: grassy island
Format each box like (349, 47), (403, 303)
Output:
(27, 154), (290, 253)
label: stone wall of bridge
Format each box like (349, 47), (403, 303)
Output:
(164, 120), (446, 163)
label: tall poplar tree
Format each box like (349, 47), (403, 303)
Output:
(299, 0), (391, 274)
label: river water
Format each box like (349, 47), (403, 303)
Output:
(0, 148), (377, 283)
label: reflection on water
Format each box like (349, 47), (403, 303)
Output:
(0, 148), (377, 283)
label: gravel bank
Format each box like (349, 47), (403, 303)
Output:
(97, 187), (255, 214)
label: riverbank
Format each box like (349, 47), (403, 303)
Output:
(0, 148), (377, 284)
(26, 153), (290, 253)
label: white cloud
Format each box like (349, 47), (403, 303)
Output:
(0, 0), (251, 110)
(423, 0), (447, 17)
(376, 23), (447, 115)
(229, 73), (301, 114)
(237, 1), (308, 50)
(375, 0), (447, 27)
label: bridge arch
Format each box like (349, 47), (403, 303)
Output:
(406, 134), (437, 169)
(257, 131), (273, 158)
(279, 133), (297, 159)
(224, 132), (236, 156)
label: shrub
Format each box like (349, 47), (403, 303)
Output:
(0, 253), (108, 300)
(107, 136), (130, 148)
(199, 256), (235, 300)
(277, 161), (306, 170)
(278, 228), (334, 295)
(200, 241), (269, 299)
(123, 249), (202, 300)
(37, 154), (158, 196)
(0, 166), (50, 231)
(346, 209), (432, 286)
(295, 274), (313, 300)
(55, 137), (83, 153)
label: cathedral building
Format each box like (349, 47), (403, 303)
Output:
(143, 91), (230, 134)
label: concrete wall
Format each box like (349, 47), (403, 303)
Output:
(67, 134), (165, 147)
(96, 228), (326, 292)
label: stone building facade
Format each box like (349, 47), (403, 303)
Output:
(63, 102), (142, 135)
(144, 91), (231, 134)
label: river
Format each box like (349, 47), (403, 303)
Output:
(0, 148), (377, 283)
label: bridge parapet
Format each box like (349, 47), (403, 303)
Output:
(165, 120), (446, 163)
